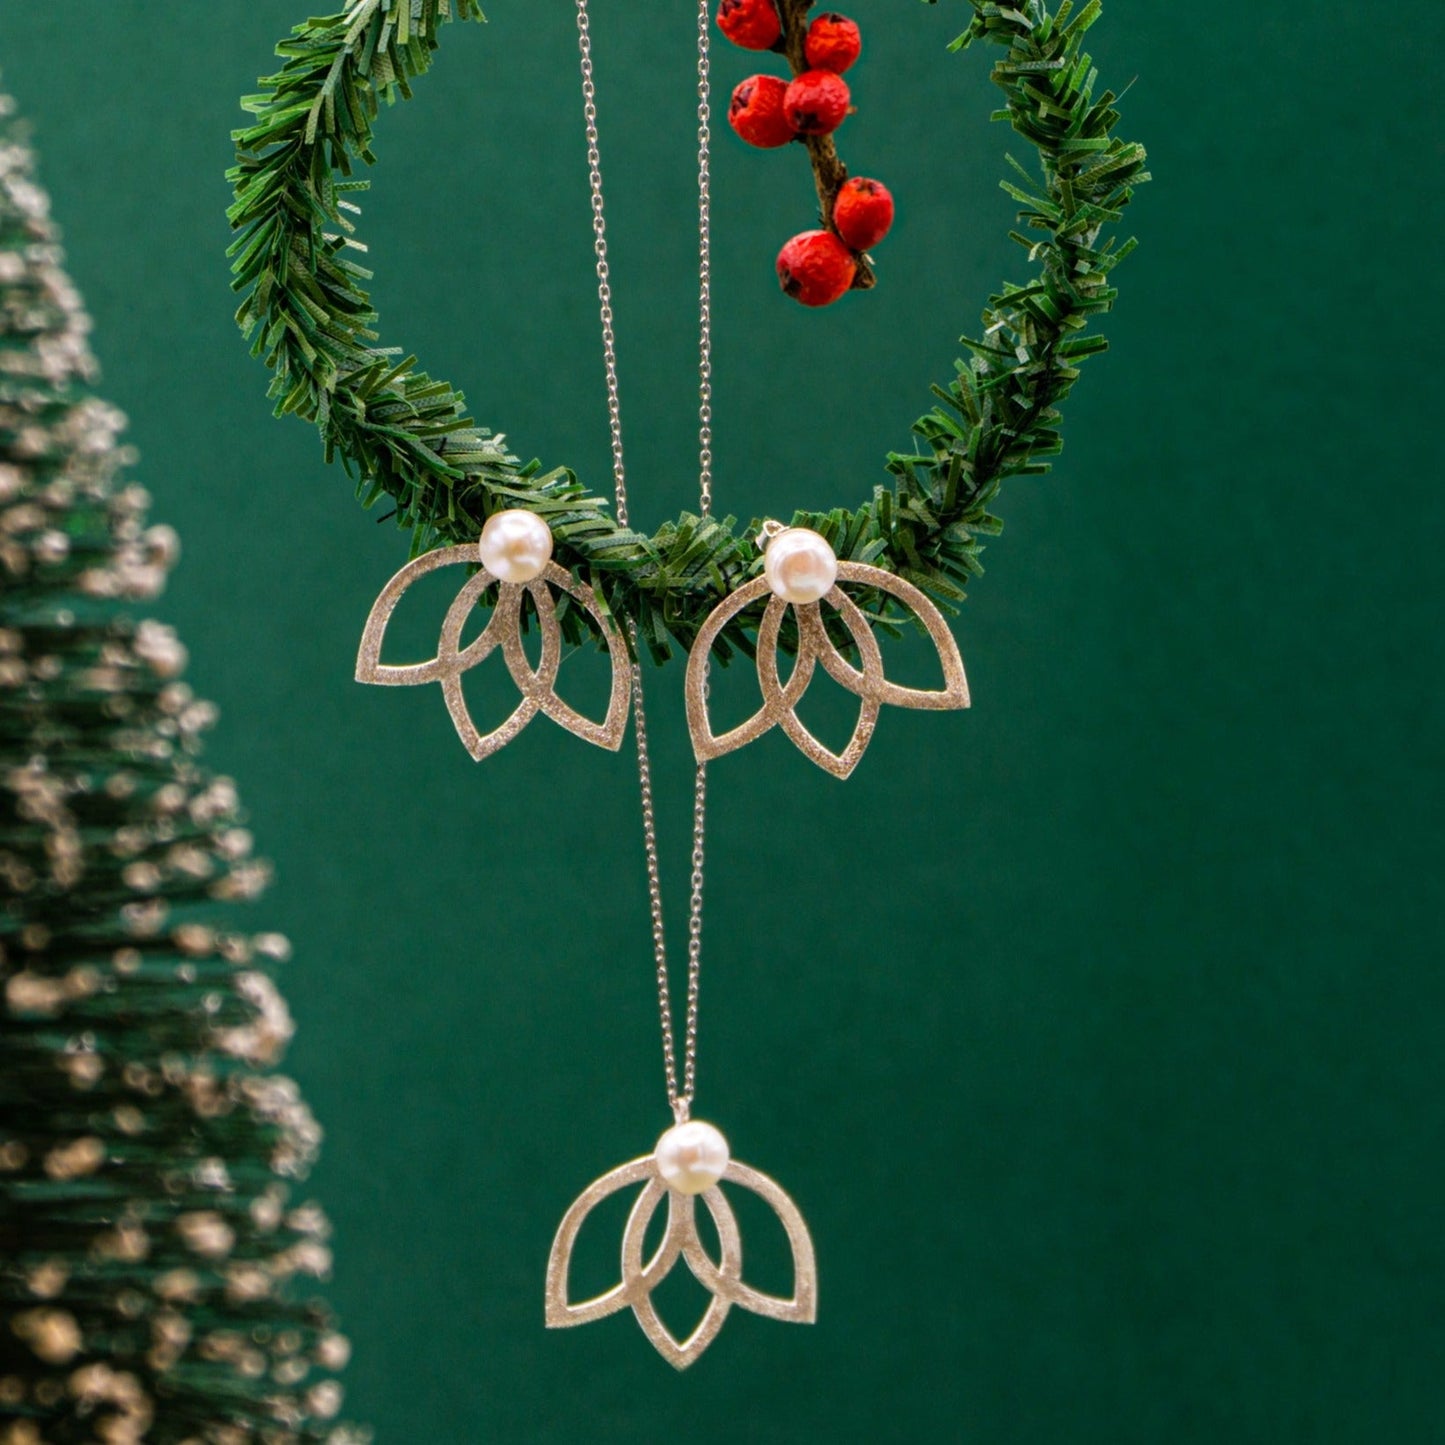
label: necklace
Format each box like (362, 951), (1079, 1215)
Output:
(572, 0), (709, 1123)
(543, 0), (817, 1370)
(233, 0), (1149, 1381)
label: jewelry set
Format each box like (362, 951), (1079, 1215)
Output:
(355, 1), (968, 1368)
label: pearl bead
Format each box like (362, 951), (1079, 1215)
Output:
(655, 1120), (730, 1195)
(764, 527), (838, 604)
(478, 509), (553, 584)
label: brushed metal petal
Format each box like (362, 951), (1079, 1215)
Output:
(685, 576), (813, 761)
(768, 598), (881, 779)
(440, 578), (547, 760)
(681, 1162), (818, 1325)
(520, 563), (630, 752)
(355, 544), (500, 686)
(818, 562), (971, 711)
(544, 1157), (671, 1328)
(623, 1186), (736, 1370)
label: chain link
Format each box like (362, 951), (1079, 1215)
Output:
(575, 0), (713, 1119)
(574, 0), (630, 528)
(694, 0), (714, 520)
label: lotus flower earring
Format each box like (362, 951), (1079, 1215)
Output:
(685, 522), (970, 778)
(356, 509), (630, 760)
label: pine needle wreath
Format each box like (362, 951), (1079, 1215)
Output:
(229, 0), (1147, 662)
(0, 95), (361, 1445)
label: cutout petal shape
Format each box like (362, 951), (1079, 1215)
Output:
(357, 548), (630, 760)
(544, 1158), (676, 1328)
(355, 545), (502, 687)
(685, 559), (969, 777)
(762, 586), (881, 779)
(523, 565), (631, 751)
(622, 1182), (737, 1370)
(679, 1163), (818, 1325)
(545, 1148), (816, 1369)
(685, 577), (814, 762)
(818, 561), (971, 712)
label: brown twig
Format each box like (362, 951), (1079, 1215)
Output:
(776, 0), (876, 289)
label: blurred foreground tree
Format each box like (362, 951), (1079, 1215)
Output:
(0, 90), (362, 1445)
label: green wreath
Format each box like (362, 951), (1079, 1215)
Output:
(228, 0), (1147, 662)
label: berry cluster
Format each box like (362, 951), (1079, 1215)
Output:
(718, 1), (895, 307)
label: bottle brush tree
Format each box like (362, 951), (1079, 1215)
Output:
(0, 90), (361, 1445)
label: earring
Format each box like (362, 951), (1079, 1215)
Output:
(685, 523), (969, 779)
(356, 510), (630, 760)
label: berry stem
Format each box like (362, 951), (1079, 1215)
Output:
(778, 0), (876, 290)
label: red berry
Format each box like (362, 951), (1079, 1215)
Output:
(782, 69), (851, 137)
(728, 75), (796, 149)
(776, 230), (856, 307)
(716, 0), (782, 51)
(805, 12), (862, 73)
(833, 177), (894, 251)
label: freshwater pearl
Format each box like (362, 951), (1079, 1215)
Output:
(655, 1120), (730, 1195)
(764, 527), (838, 604)
(478, 509), (553, 583)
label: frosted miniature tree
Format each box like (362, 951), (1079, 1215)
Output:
(0, 91), (361, 1445)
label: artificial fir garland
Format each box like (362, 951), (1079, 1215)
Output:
(0, 99), (360, 1445)
(229, 0), (1147, 662)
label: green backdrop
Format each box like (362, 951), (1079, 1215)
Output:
(2, 2), (1441, 1440)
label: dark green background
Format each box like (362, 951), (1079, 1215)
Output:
(2, 3), (1441, 1439)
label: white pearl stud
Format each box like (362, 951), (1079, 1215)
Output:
(478, 509), (554, 584)
(655, 1120), (730, 1195)
(763, 527), (838, 605)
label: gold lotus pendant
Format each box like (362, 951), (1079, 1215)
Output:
(545, 1120), (817, 1369)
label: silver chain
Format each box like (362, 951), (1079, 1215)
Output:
(575, 0), (713, 1122)
(694, 0), (714, 519)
